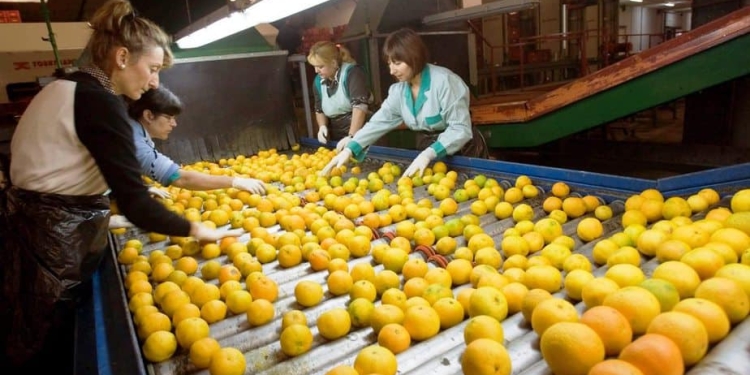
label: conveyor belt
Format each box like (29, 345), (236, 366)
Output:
(91, 141), (750, 375)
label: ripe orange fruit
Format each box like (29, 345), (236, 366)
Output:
(540, 322), (605, 375)
(588, 359), (645, 375)
(694, 276), (750, 324)
(463, 315), (504, 345)
(209, 347), (246, 375)
(602, 286), (660, 335)
(461, 338), (511, 375)
(280, 324), (313, 357)
(353, 345), (397, 375)
(142, 331), (177, 363)
(618, 334), (684, 375)
(189, 337), (220, 369)
(531, 298), (579, 336)
(317, 308), (351, 340)
(377, 323), (411, 354)
(672, 298), (730, 344)
(580, 305), (632, 356)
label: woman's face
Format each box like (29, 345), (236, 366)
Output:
(388, 59), (414, 83)
(113, 46), (164, 100)
(142, 111), (176, 140)
(313, 60), (338, 80)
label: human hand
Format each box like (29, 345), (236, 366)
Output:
(404, 148), (437, 177)
(108, 214), (133, 229)
(319, 148), (353, 176)
(190, 223), (244, 243)
(335, 136), (352, 152)
(148, 186), (171, 199)
(232, 177), (266, 195)
(317, 126), (328, 143)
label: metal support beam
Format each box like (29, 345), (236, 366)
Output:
(422, 0), (540, 26)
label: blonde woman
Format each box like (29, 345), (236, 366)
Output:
(308, 41), (372, 151)
(2, 0), (238, 369)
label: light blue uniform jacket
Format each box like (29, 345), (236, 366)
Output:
(347, 64), (472, 160)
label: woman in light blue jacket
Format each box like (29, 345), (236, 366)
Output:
(321, 28), (487, 177)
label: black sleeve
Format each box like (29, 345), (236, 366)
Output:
(75, 88), (191, 236)
(347, 66), (371, 107)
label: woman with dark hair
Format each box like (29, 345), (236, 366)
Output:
(127, 86), (265, 194)
(320, 28), (487, 177)
(307, 41), (372, 151)
(1, 0), (239, 370)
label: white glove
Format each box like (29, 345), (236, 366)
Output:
(190, 223), (243, 243)
(108, 214), (133, 229)
(148, 187), (171, 199)
(317, 126), (328, 143)
(336, 136), (352, 152)
(232, 177), (266, 195)
(404, 148), (437, 177)
(319, 148), (353, 176)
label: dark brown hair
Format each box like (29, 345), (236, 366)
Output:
(86, 0), (173, 72)
(128, 86), (182, 120)
(383, 28), (429, 75)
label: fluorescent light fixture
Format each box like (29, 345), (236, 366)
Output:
(176, 0), (332, 49)
(423, 0), (539, 26)
(630, 0), (643, 3)
(664, 2), (675, 6)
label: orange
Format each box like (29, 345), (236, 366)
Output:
(521, 288), (553, 322)
(175, 317), (210, 350)
(581, 276), (621, 309)
(294, 280), (324, 307)
(246, 299), (275, 326)
(354, 345), (397, 375)
(327, 270), (353, 296)
(461, 338), (512, 375)
(248, 275), (279, 302)
(501, 282), (529, 315)
(381, 288), (408, 312)
(317, 308), (351, 340)
(694, 276), (750, 324)
(577, 217), (604, 242)
(200, 300), (227, 324)
(280, 324), (313, 357)
(463, 314), (504, 344)
(681, 247), (725, 280)
(655, 239), (691, 262)
(603, 286), (661, 335)
(646, 311), (708, 366)
(551, 182), (570, 198)
(445, 259), (473, 286)
(209, 347), (246, 375)
(370, 304), (405, 334)
(540, 322), (605, 375)
(432, 297), (464, 330)
(142, 331), (177, 363)
(347, 297), (375, 328)
(580, 305), (632, 356)
(225, 290), (253, 315)
(605, 264), (645, 288)
(638, 278), (680, 312)
(564, 269), (595, 301)
(325, 365), (358, 375)
(401, 305), (440, 341)
(191, 283), (221, 308)
(588, 359), (645, 375)
(715, 263), (750, 298)
(280, 309), (307, 331)
(672, 298), (730, 344)
(189, 337), (220, 369)
(377, 323), (411, 354)
(468, 286), (508, 322)
(652, 261), (701, 299)
(523, 265), (562, 293)
(531, 298), (579, 336)
(350, 279), (377, 302)
(137, 312), (171, 341)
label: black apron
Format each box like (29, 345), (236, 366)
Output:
(327, 112), (354, 141)
(415, 126), (489, 159)
(1, 185), (110, 364)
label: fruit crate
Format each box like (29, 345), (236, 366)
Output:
(91, 139), (750, 375)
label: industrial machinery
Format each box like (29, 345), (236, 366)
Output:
(86, 139), (750, 375)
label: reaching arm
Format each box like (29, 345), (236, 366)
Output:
(170, 170), (234, 191)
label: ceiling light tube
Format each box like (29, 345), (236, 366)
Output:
(664, 2), (675, 7)
(176, 0), (332, 49)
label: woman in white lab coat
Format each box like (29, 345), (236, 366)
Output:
(321, 28), (487, 177)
